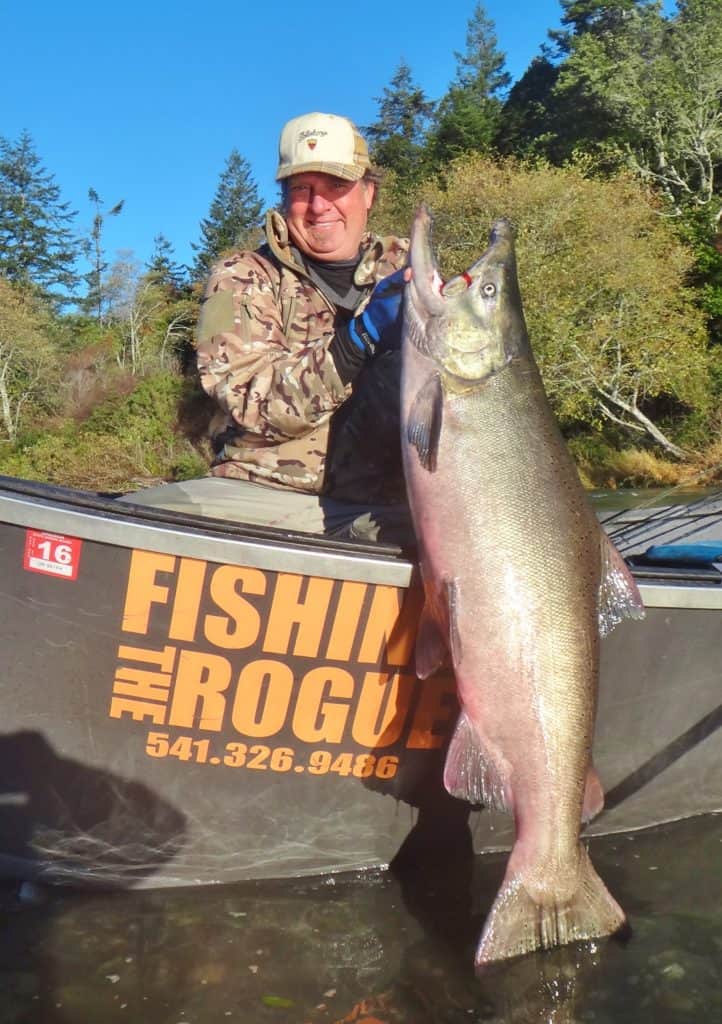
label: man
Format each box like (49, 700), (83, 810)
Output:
(125, 112), (412, 544)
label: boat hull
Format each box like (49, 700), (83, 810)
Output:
(0, 477), (719, 888)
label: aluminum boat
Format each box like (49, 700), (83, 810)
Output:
(0, 475), (719, 889)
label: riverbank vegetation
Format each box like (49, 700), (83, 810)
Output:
(1, 1), (721, 492)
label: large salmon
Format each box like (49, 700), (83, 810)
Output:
(400, 207), (645, 968)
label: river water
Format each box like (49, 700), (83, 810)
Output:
(0, 813), (719, 1023)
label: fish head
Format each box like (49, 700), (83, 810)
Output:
(405, 205), (530, 389)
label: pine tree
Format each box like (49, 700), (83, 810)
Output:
(191, 149), (263, 281)
(364, 61), (436, 185)
(82, 188), (125, 325)
(549, 0), (655, 54)
(0, 131), (80, 305)
(454, 2), (511, 95)
(427, 4), (511, 165)
(146, 233), (187, 293)
(496, 56), (561, 159)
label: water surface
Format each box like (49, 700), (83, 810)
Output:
(0, 814), (719, 1023)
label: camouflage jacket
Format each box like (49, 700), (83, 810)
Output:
(196, 210), (409, 499)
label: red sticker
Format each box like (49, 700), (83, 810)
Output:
(24, 530), (82, 580)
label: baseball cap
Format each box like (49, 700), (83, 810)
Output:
(276, 112), (371, 182)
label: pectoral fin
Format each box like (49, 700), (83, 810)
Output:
(407, 373), (443, 472)
(598, 532), (645, 637)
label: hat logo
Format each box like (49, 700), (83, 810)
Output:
(307, 139), (317, 150)
(299, 129), (328, 140)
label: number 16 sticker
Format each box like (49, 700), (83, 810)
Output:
(24, 530), (83, 580)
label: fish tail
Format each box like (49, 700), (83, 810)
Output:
(475, 844), (627, 969)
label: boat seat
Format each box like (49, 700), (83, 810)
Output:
(643, 542), (722, 565)
(626, 542), (722, 584)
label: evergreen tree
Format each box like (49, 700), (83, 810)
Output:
(497, 57), (561, 159)
(144, 235), (197, 368)
(540, 0), (665, 164)
(0, 131), (80, 305)
(191, 149), (263, 281)
(427, 4), (511, 165)
(549, 0), (658, 54)
(364, 61), (436, 184)
(82, 188), (125, 325)
(146, 233), (188, 293)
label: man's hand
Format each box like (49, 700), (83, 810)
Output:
(348, 268), (410, 355)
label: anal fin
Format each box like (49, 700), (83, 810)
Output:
(443, 710), (509, 811)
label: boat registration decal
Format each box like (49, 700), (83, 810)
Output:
(106, 549), (458, 771)
(23, 529), (82, 581)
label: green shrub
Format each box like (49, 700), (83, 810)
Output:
(0, 371), (210, 491)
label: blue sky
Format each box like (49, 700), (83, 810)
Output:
(3, 1), (674, 278)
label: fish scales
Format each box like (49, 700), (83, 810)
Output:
(400, 207), (644, 968)
(406, 340), (599, 845)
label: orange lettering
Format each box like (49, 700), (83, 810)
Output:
(231, 659), (293, 737)
(168, 558), (207, 642)
(205, 566), (266, 649)
(168, 650), (230, 731)
(263, 574), (334, 658)
(109, 697), (167, 724)
(352, 671), (415, 748)
(292, 666), (353, 743)
(324, 581), (367, 662)
(122, 550), (176, 634)
(357, 585), (421, 666)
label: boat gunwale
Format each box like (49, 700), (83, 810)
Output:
(1, 476), (721, 607)
(0, 475), (418, 587)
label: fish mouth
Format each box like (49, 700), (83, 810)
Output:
(407, 205), (520, 379)
(408, 204), (516, 313)
(407, 204), (447, 318)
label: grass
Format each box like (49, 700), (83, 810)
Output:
(570, 437), (722, 490)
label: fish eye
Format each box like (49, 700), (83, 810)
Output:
(482, 282), (496, 297)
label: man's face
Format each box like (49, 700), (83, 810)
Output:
(285, 172), (375, 261)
